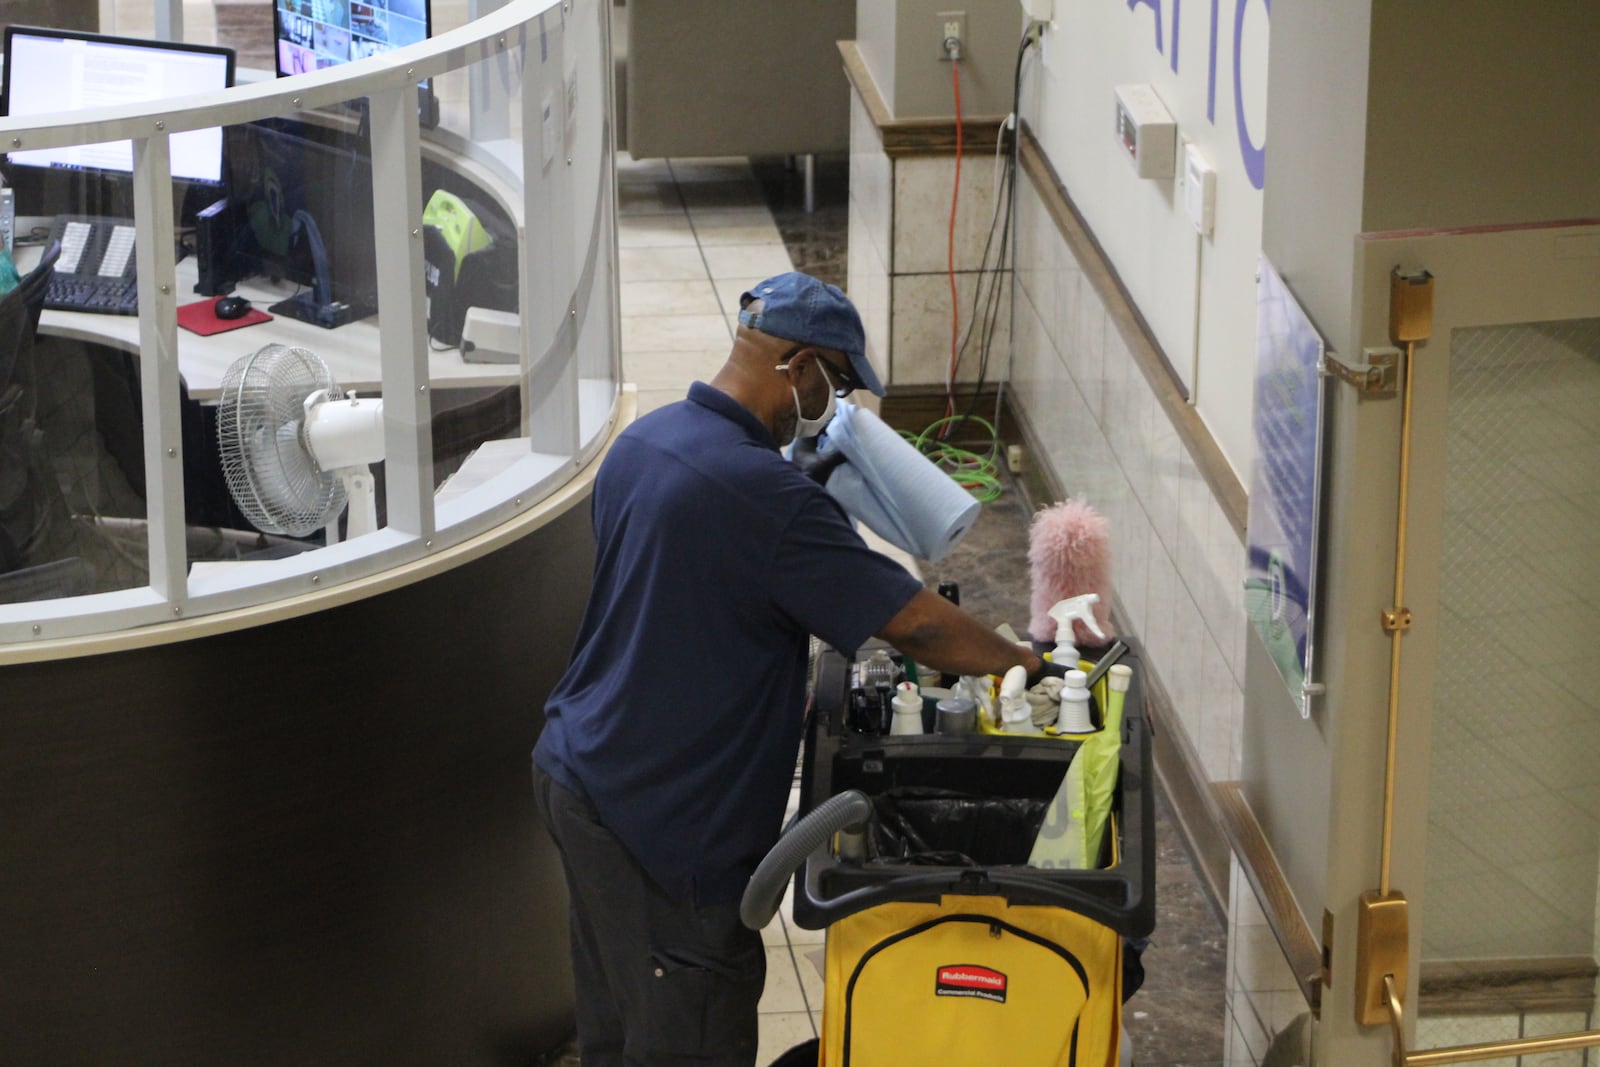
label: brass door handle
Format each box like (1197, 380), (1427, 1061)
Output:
(1384, 973), (1600, 1065)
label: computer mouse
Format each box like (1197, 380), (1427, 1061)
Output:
(214, 295), (251, 320)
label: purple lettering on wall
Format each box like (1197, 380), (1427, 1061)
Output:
(1128, 0), (1164, 55)
(1207, 0), (1219, 122)
(1232, 0), (1267, 188)
(1170, 0), (1181, 72)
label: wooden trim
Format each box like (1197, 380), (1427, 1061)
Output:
(1016, 121), (1248, 540)
(838, 40), (1006, 158)
(1147, 687), (1234, 922)
(1216, 781), (1324, 1015)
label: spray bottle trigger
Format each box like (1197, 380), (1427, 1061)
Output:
(1047, 593), (1106, 643)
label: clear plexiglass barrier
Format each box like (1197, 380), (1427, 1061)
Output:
(0, 0), (620, 645)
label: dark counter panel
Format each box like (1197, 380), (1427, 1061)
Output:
(0, 501), (592, 1064)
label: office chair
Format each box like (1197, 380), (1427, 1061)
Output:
(0, 240), (98, 598)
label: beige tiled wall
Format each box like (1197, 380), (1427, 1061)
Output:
(1010, 171), (1249, 784)
(1223, 859), (1312, 1066)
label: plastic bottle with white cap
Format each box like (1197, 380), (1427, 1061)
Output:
(1056, 669), (1095, 733)
(998, 664), (1037, 734)
(889, 681), (924, 735)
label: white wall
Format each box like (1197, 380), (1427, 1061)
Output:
(1022, 0), (1268, 479)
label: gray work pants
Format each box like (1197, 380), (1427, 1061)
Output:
(533, 765), (766, 1067)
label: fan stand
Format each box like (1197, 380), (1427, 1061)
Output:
(327, 467), (378, 543)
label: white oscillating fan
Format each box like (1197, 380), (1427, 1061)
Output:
(216, 344), (385, 542)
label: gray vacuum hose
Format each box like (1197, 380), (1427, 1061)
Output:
(740, 790), (873, 930)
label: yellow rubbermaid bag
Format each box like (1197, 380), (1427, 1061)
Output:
(820, 894), (1122, 1067)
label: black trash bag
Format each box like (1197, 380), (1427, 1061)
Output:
(865, 787), (1051, 867)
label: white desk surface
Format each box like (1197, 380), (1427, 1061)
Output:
(20, 241), (520, 403)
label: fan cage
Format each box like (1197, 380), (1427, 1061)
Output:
(216, 344), (350, 537)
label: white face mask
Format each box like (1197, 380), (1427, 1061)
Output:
(783, 359), (837, 439)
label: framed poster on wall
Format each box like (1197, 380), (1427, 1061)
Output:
(1245, 255), (1329, 718)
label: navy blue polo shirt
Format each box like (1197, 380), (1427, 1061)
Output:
(535, 382), (923, 905)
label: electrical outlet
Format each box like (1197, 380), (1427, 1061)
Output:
(1006, 444), (1025, 474)
(937, 10), (966, 61)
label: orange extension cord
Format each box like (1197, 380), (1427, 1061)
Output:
(943, 55), (964, 431)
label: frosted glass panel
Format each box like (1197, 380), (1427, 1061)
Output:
(1424, 318), (1600, 963)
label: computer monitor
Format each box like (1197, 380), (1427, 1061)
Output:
(220, 117), (379, 328)
(1, 27), (235, 185)
(274, 0), (434, 122)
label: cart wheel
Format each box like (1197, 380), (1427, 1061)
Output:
(767, 1036), (820, 1067)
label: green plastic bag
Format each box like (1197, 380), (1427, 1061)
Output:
(1026, 673), (1126, 870)
(1076, 679), (1128, 867)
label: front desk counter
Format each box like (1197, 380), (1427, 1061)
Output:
(0, 395), (634, 1066)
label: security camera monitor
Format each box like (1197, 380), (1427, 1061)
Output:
(274, 0), (434, 123)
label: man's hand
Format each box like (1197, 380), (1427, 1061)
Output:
(791, 436), (847, 485)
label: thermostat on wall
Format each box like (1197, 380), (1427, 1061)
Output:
(1183, 142), (1216, 236)
(1114, 84), (1176, 179)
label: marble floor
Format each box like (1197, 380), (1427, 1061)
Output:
(607, 150), (1228, 1066)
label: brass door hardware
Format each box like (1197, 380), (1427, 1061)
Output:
(1389, 269), (1434, 343)
(1383, 972), (1600, 1066)
(1323, 347), (1399, 396)
(1359, 267), (1434, 1037)
(1354, 890), (1409, 1027)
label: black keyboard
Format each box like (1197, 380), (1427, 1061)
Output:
(44, 275), (139, 315)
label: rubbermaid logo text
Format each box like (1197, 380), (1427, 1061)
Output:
(936, 964), (1008, 1004)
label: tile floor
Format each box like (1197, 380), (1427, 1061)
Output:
(615, 154), (802, 420)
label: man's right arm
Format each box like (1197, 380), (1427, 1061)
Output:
(876, 588), (1044, 682)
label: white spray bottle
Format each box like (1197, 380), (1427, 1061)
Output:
(1047, 593), (1107, 669)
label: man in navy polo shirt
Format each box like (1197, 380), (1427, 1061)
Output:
(533, 272), (1055, 1066)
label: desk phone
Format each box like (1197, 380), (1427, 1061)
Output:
(44, 215), (140, 315)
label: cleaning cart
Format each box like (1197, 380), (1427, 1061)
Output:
(743, 641), (1155, 1067)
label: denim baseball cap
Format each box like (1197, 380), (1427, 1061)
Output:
(738, 272), (884, 397)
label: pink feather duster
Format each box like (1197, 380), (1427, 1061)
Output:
(1027, 498), (1115, 644)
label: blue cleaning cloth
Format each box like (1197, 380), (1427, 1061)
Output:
(812, 403), (981, 563)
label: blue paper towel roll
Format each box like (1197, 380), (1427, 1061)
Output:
(814, 403), (981, 563)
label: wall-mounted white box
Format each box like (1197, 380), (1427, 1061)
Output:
(1184, 142), (1216, 236)
(1114, 84), (1176, 179)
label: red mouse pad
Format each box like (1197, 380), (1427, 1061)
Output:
(177, 298), (273, 336)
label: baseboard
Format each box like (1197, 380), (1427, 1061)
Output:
(1420, 957), (1597, 1017)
